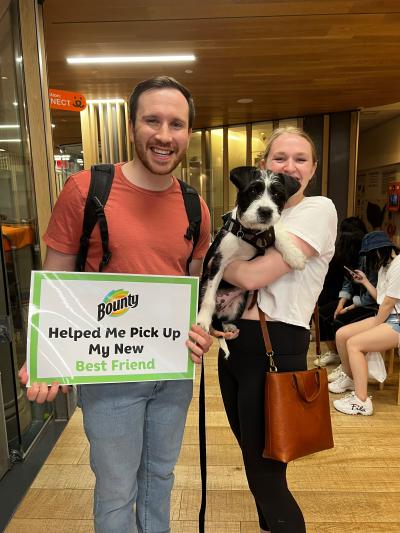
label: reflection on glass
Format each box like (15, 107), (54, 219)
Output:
(186, 131), (202, 191)
(228, 126), (246, 210)
(54, 143), (84, 193)
(278, 118), (299, 129)
(252, 122), (273, 166)
(0, 1), (52, 457)
(210, 129), (223, 234)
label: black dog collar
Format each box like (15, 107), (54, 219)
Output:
(223, 214), (275, 252)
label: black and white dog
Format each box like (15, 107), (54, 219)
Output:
(197, 166), (307, 356)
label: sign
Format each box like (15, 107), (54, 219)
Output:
(27, 271), (199, 385)
(49, 89), (86, 112)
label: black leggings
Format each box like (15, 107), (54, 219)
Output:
(218, 319), (309, 533)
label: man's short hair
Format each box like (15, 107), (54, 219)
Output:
(129, 76), (195, 129)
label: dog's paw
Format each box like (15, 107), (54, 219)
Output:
(283, 248), (307, 270)
(222, 323), (240, 339)
(197, 311), (211, 333)
(196, 321), (210, 333)
(218, 337), (231, 359)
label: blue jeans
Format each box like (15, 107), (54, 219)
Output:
(385, 313), (400, 333)
(78, 380), (193, 533)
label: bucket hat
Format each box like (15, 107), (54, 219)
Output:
(360, 231), (393, 254)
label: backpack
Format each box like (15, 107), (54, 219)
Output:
(75, 164), (202, 273)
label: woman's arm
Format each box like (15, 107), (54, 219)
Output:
(353, 270), (377, 301)
(223, 232), (317, 291)
(374, 296), (399, 324)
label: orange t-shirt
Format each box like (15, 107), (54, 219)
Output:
(44, 163), (211, 275)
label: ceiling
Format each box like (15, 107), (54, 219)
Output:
(42, 0), (400, 146)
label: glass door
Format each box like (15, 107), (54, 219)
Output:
(0, 0), (53, 458)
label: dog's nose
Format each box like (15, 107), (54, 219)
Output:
(258, 207), (273, 220)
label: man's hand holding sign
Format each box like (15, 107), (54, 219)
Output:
(21, 268), (211, 401)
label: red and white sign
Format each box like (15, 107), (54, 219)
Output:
(49, 89), (86, 112)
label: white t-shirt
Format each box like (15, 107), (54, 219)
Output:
(258, 196), (338, 329)
(376, 253), (400, 314)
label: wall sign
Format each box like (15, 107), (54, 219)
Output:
(49, 89), (86, 112)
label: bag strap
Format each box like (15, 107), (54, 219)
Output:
(75, 164), (115, 272)
(178, 179), (202, 274)
(257, 301), (278, 372)
(313, 303), (321, 364)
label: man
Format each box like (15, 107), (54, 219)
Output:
(19, 76), (212, 533)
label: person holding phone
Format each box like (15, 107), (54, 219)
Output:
(328, 231), (400, 415)
(316, 217), (368, 371)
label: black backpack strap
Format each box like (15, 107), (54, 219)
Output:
(75, 164), (115, 272)
(178, 179), (202, 274)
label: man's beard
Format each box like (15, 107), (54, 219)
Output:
(134, 140), (186, 176)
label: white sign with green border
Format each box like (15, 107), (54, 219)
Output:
(27, 271), (199, 385)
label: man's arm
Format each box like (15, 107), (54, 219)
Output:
(188, 258), (203, 277)
(43, 247), (77, 271)
(19, 246), (76, 403)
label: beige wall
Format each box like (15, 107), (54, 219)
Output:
(358, 116), (400, 170)
(357, 115), (400, 247)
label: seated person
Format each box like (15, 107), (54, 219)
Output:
(317, 217), (368, 369)
(328, 231), (400, 415)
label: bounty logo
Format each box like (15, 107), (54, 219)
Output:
(97, 289), (139, 321)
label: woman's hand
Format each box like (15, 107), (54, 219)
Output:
(336, 303), (356, 316)
(334, 298), (348, 319)
(186, 325), (213, 364)
(18, 362), (70, 404)
(352, 269), (367, 284)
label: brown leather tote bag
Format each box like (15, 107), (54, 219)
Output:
(258, 307), (334, 463)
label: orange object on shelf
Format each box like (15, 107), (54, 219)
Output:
(1, 224), (35, 252)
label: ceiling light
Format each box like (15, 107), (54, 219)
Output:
(1, 76), (8, 80)
(237, 98), (254, 104)
(0, 125), (20, 129)
(16, 57), (22, 63)
(185, 69), (193, 74)
(87, 98), (125, 104)
(0, 148), (5, 152)
(13, 102), (18, 106)
(51, 124), (55, 128)
(67, 55), (196, 65)
(0, 139), (21, 142)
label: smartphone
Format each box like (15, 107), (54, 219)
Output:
(344, 266), (358, 278)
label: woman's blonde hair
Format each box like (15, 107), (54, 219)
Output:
(262, 126), (318, 164)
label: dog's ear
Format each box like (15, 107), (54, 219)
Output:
(276, 173), (301, 199)
(230, 166), (260, 191)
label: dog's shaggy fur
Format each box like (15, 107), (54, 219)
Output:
(197, 166), (307, 356)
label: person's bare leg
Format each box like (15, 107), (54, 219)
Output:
(335, 317), (376, 377)
(347, 323), (398, 401)
(326, 340), (337, 353)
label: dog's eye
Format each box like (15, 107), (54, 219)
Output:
(248, 184), (262, 195)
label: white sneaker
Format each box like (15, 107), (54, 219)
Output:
(313, 351), (340, 367)
(328, 364), (342, 383)
(333, 392), (373, 416)
(328, 372), (355, 394)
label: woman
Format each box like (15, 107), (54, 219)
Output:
(220, 127), (337, 533)
(317, 216), (368, 368)
(329, 231), (400, 416)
